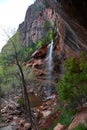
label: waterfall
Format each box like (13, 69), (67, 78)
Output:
(48, 40), (53, 75)
(45, 40), (54, 96)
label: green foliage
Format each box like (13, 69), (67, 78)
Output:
(0, 37), (23, 94)
(17, 97), (24, 107)
(44, 0), (50, 8)
(35, 39), (43, 49)
(27, 29), (54, 53)
(43, 20), (56, 44)
(29, 47), (33, 53)
(2, 31), (31, 63)
(22, 65), (36, 85)
(44, 20), (51, 29)
(33, 29), (54, 51)
(0, 66), (4, 78)
(46, 30), (53, 43)
(0, 64), (21, 96)
(42, 30), (53, 44)
(80, 52), (87, 73)
(56, 53), (87, 109)
(64, 58), (80, 73)
(58, 107), (75, 127)
(72, 124), (87, 130)
(47, 119), (59, 130)
(2, 31), (20, 54)
(0, 31), (37, 97)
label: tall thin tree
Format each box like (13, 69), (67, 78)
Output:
(3, 30), (38, 129)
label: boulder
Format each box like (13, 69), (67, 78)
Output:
(68, 107), (87, 130)
(32, 45), (48, 58)
(24, 123), (31, 130)
(42, 110), (51, 117)
(53, 123), (65, 130)
(19, 119), (25, 126)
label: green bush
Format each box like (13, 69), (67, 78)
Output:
(72, 124), (87, 130)
(58, 107), (75, 127)
(35, 39), (43, 49)
(56, 53), (87, 109)
(44, 20), (51, 29)
(17, 97), (24, 107)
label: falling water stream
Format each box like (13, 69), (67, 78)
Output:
(45, 40), (54, 96)
(48, 40), (54, 77)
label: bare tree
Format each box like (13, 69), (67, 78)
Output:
(3, 30), (38, 129)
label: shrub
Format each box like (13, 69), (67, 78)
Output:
(58, 107), (75, 127)
(35, 39), (43, 49)
(72, 124), (87, 130)
(17, 97), (24, 107)
(56, 53), (87, 109)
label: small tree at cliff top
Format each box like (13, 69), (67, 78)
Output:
(56, 52), (87, 110)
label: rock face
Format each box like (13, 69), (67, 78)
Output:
(19, 0), (87, 56)
(47, 0), (87, 52)
(18, 0), (57, 46)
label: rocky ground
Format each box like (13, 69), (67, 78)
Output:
(0, 92), (59, 130)
(1, 91), (87, 130)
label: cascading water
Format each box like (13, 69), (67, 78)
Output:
(48, 40), (54, 75)
(45, 40), (54, 96)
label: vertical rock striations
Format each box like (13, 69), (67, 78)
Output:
(18, 0), (57, 46)
(19, 0), (87, 57)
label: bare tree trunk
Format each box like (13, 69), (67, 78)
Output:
(4, 31), (38, 130)
(16, 58), (38, 129)
(17, 73), (25, 111)
(15, 53), (32, 120)
(13, 44), (38, 130)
